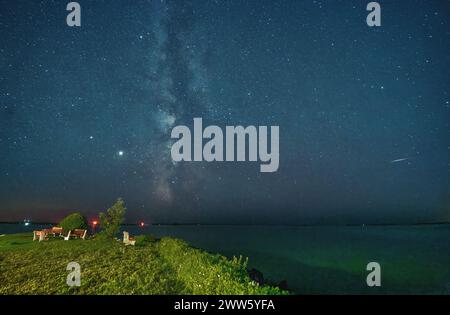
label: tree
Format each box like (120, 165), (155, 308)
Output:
(98, 198), (126, 239)
(59, 212), (88, 232)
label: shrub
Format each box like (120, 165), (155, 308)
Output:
(59, 213), (88, 232)
(98, 198), (126, 239)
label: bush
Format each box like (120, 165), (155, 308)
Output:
(59, 213), (88, 232)
(98, 198), (126, 239)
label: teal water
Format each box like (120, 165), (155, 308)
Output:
(2, 223), (449, 294)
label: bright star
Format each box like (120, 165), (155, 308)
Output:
(118, 151), (124, 156)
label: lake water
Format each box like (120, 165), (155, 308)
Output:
(1, 223), (449, 294)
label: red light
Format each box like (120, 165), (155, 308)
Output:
(92, 220), (98, 226)
(139, 221), (145, 227)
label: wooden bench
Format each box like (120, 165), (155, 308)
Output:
(62, 229), (87, 240)
(72, 229), (87, 240)
(33, 227), (64, 241)
(50, 227), (64, 236)
(46, 227), (64, 237)
(34, 228), (87, 241)
(33, 230), (48, 242)
(63, 229), (87, 240)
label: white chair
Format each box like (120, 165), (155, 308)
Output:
(123, 231), (136, 246)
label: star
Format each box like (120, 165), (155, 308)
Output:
(0, 0), (448, 228)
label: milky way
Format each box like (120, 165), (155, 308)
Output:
(0, 0), (449, 224)
(144, 0), (214, 205)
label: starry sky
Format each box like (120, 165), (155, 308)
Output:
(0, 0), (449, 224)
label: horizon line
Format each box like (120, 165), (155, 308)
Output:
(0, 221), (449, 227)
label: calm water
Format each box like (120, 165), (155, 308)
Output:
(1, 223), (449, 294)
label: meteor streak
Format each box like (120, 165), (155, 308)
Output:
(390, 158), (409, 163)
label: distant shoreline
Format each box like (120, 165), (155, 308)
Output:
(0, 221), (449, 227)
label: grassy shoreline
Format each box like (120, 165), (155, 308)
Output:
(0, 233), (288, 295)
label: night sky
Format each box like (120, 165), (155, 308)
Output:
(1, 0), (449, 224)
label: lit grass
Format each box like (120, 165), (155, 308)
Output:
(0, 233), (288, 295)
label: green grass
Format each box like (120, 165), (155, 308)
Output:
(0, 233), (288, 295)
